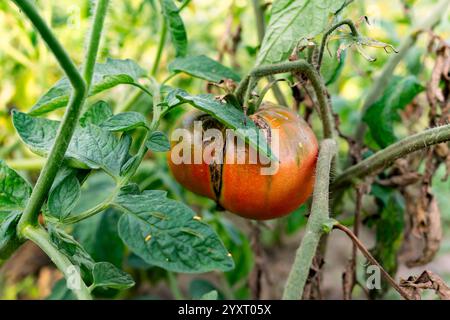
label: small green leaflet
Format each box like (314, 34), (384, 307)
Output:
(160, 0), (188, 57)
(0, 211), (23, 260)
(101, 112), (149, 132)
(369, 186), (405, 295)
(168, 55), (241, 82)
(13, 111), (132, 178)
(91, 262), (135, 290)
(48, 173), (81, 221)
(79, 101), (113, 127)
(74, 209), (125, 268)
(165, 89), (276, 161)
(256, 0), (347, 65)
(115, 187), (234, 273)
(0, 160), (32, 212)
(363, 76), (424, 148)
(29, 58), (148, 115)
(200, 290), (219, 300)
(146, 131), (170, 152)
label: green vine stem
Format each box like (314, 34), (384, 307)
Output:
(12, 0), (110, 300)
(247, 60), (336, 139)
(13, 0), (87, 232)
(151, 16), (168, 76)
(83, 0), (109, 88)
(353, 0), (449, 145)
(282, 139), (337, 300)
(23, 226), (92, 300)
(317, 19), (358, 71)
(333, 123), (450, 190)
(251, 0), (288, 107)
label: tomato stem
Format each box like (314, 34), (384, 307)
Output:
(333, 123), (450, 190)
(243, 60), (336, 140)
(283, 139), (337, 300)
(13, 0), (87, 233)
(23, 226), (92, 300)
(12, 0), (109, 300)
(317, 19), (359, 71)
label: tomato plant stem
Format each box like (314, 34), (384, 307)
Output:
(283, 139), (337, 300)
(250, 0), (288, 107)
(13, 0), (87, 232)
(249, 60), (336, 139)
(151, 16), (168, 76)
(12, 0), (109, 300)
(317, 19), (358, 71)
(83, 0), (110, 88)
(23, 226), (92, 300)
(333, 123), (450, 190)
(333, 223), (412, 300)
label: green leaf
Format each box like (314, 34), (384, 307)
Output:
(363, 76), (424, 148)
(369, 187), (405, 296)
(256, 0), (346, 65)
(48, 225), (95, 278)
(321, 218), (338, 234)
(0, 160), (32, 212)
(29, 58), (147, 115)
(48, 173), (81, 221)
(79, 101), (113, 127)
(189, 279), (223, 299)
(200, 290), (219, 300)
(168, 55), (241, 82)
(0, 211), (23, 260)
(115, 187), (234, 273)
(166, 89), (276, 161)
(46, 279), (76, 300)
(91, 262), (135, 290)
(13, 112), (132, 177)
(101, 112), (148, 132)
(74, 209), (125, 268)
(160, 0), (188, 57)
(146, 131), (170, 152)
(71, 172), (116, 216)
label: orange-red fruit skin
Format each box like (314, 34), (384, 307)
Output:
(168, 104), (319, 220)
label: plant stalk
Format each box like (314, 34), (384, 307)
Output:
(334, 223), (412, 300)
(250, 0), (288, 106)
(333, 123), (450, 190)
(282, 139), (337, 299)
(23, 226), (92, 300)
(317, 19), (358, 71)
(13, 0), (87, 232)
(250, 60), (336, 139)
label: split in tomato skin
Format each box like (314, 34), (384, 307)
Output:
(168, 103), (319, 220)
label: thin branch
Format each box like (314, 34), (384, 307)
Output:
(282, 139), (337, 300)
(333, 223), (412, 300)
(23, 226), (92, 300)
(249, 60), (336, 139)
(317, 19), (359, 71)
(333, 124), (450, 190)
(250, 0), (288, 106)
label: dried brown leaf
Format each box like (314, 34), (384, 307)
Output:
(400, 270), (450, 300)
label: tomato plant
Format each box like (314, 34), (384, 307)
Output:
(0, 0), (450, 302)
(168, 105), (319, 220)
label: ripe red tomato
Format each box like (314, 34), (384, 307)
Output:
(168, 103), (319, 220)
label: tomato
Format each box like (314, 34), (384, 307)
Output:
(168, 103), (319, 220)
